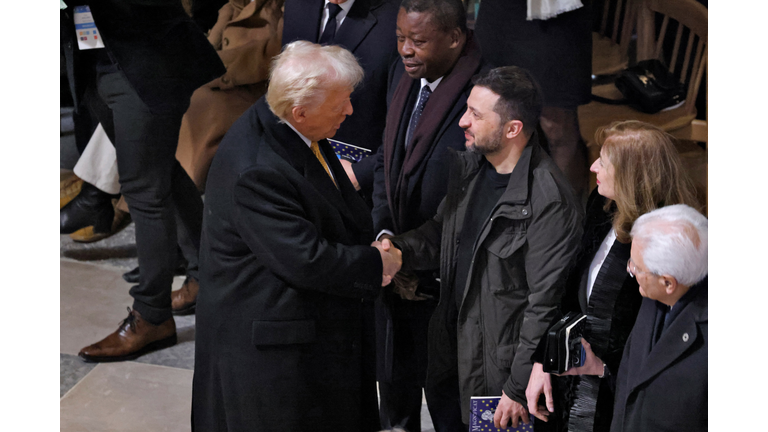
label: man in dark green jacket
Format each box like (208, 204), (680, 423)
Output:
(384, 66), (583, 430)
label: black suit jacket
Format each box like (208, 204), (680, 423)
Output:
(611, 278), (708, 432)
(61, 1), (225, 113)
(283, 0), (400, 195)
(192, 98), (383, 432)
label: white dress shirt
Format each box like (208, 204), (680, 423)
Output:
(586, 228), (617, 302)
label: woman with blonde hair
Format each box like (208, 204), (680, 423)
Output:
(525, 120), (700, 432)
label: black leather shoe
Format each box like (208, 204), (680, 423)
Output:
(60, 182), (118, 235)
(122, 262), (186, 284)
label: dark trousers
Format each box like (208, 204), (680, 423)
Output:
(87, 69), (203, 324)
(378, 297), (435, 432)
(379, 379), (423, 432)
(425, 371), (465, 432)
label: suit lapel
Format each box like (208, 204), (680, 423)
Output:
(391, 82), (419, 203)
(404, 93), (466, 202)
(322, 140), (372, 233)
(624, 298), (656, 393)
(335, 0), (376, 53)
(256, 101), (307, 175)
(628, 296), (705, 395)
(256, 101), (352, 220)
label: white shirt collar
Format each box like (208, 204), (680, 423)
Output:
(325, 0), (355, 15)
(285, 121), (313, 148)
(420, 76), (444, 93)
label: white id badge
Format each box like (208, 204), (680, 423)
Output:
(74, 5), (105, 50)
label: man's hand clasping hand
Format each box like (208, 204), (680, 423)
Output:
(372, 238), (402, 286)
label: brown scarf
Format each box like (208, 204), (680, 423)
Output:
(383, 32), (482, 233)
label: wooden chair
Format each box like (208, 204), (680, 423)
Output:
(579, 0), (707, 143)
(592, 0), (638, 77)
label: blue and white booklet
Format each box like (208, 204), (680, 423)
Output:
(328, 139), (371, 163)
(469, 396), (535, 432)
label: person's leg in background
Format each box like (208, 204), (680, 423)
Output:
(61, 122), (133, 243)
(424, 371), (465, 432)
(168, 161), (203, 315)
(540, 106), (589, 203)
(78, 67), (202, 361)
(378, 304), (425, 432)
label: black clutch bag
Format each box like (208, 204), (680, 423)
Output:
(542, 312), (587, 374)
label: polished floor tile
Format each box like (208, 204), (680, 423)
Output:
(60, 361), (193, 432)
(60, 260), (185, 356)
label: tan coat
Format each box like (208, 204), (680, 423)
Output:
(176, 0), (283, 190)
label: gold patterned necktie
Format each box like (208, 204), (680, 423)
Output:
(310, 141), (337, 188)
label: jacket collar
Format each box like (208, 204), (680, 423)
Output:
(627, 277), (708, 394)
(455, 130), (541, 211)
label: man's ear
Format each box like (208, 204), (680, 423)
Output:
(661, 275), (679, 295)
(291, 105), (306, 124)
(448, 27), (462, 49)
(504, 120), (524, 140)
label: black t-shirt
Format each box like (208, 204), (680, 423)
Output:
(454, 159), (511, 308)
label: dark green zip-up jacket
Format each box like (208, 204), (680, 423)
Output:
(394, 135), (583, 423)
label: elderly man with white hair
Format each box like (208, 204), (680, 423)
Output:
(191, 41), (402, 432)
(611, 204), (708, 432)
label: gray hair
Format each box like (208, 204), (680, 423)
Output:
(266, 41), (364, 121)
(631, 204), (708, 286)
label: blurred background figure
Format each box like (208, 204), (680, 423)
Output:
(176, 0), (284, 191)
(474, 0), (593, 202)
(61, 0), (225, 362)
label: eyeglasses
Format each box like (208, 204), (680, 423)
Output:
(626, 257), (652, 278)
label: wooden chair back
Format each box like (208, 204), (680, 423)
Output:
(596, 0), (636, 50)
(592, 0), (638, 76)
(637, 0), (708, 118)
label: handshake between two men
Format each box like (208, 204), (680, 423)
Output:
(372, 237), (429, 302)
(371, 238), (404, 288)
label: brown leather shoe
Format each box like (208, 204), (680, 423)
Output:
(78, 308), (177, 363)
(171, 277), (198, 316)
